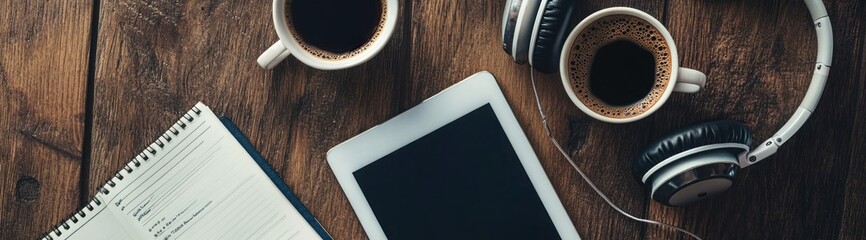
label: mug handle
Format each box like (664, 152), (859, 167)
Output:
(257, 41), (292, 69)
(673, 68), (707, 93)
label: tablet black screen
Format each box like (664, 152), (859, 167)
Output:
(353, 104), (561, 239)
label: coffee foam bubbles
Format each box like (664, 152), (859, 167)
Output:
(567, 15), (672, 118)
(285, 0), (388, 61)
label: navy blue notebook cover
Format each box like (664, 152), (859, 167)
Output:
(220, 117), (332, 240)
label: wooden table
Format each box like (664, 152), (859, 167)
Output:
(2, 0), (864, 239)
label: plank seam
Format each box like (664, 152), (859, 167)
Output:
(80, 0), (101, 207)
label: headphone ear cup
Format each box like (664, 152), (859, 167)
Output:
(529, 0), (576, 73)
(504, 0), (543, 64)
(501, 0), (519, 56)
(632, 120), (753, 206)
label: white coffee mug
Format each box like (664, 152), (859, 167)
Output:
(257, 0), (399, 70)
(560, 7), (707, 123)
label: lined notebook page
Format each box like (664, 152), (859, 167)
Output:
(47, 103), (322, 240)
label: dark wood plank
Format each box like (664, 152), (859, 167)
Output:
(0, 1), (92, 239)
(407, 1), (665, 239)
(654, 0), (866, 239)
(89, 0), (411, 239)
(839, 74), (866, 236)
(837, 2), (866, 239)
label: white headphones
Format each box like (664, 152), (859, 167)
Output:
(503, 0), (833, 207)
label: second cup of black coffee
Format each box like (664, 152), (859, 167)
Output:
(560, 7), (707, 123)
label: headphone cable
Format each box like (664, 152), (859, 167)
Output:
(528, 70), (703, 240)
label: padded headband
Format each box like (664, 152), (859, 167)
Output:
(744, 0), (833, 167)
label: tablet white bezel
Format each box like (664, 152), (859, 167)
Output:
(327, 71), (580, 240)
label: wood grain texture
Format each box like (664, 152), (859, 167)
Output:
(88, 0), (411, 239)
(837, 2), (866, 239)
(1, 0), (861, 239)
(654, 1), (866, 239)
(0, 1), (92, 239)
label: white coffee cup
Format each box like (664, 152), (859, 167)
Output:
(257, 0), (399, 70)
(560, 7), (707, 123)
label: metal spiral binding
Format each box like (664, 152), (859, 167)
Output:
(44, 195), (103, 239)
(43, 104), (203, 240)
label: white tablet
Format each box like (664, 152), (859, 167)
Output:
(327, 71), (580, 240)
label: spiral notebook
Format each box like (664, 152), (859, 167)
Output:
(44, 102), (331, 240)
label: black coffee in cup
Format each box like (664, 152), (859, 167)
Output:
(566, 15), (672, 118)
(588, 40), (656, 106)
(287, 0), (386, 60)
